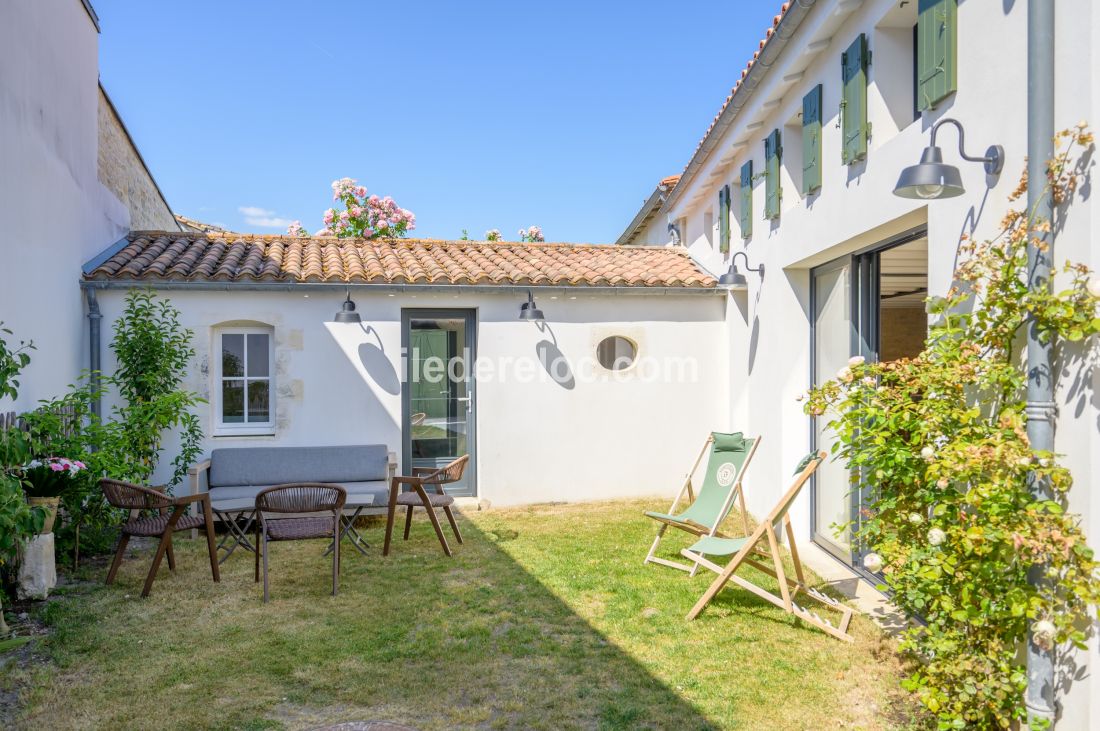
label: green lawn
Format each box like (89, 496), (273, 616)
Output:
(9, 499), (920, 729)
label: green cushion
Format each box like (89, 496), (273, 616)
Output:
(688, 534), (749, 556)
(712, 432), (746, 452)
(794, 451), (819, 475)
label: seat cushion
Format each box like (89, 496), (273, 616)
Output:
(395, 491), (455, 507)
(123, 514), (206, 536)
(264, 516), (335, 541)
(208, 445), (390, 487)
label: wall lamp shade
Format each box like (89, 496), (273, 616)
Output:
(893, 117), (1004, 200)
(893, 146), (966, 199)
(717, 251), (764, 291)
(519, 290), (545, 321)
(334, 291), (362, 323)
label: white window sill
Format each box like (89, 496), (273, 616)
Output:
(212, 429), (276, 439)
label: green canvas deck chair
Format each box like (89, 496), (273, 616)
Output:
(682, 451), (854, 642)
(643, 432), (761, 576)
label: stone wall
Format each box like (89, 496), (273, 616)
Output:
(97, 86), (178, 231)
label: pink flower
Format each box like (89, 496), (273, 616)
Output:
(355, 186), (367, 198)
(49, 462), (64, 471)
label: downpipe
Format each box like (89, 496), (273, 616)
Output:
(1024, 0), (1056, 724)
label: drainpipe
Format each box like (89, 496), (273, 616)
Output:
(1024, 0), (1056, 724)
(85, 287), (102, 419)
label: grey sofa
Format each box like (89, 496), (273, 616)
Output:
(189, 445), (397, 515)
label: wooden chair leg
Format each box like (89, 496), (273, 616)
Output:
(165, 533), (176, 571)
(141, 530), (173, 598)
(262, 530), (270, 603)
(403, 505), (414, 540)
(383, 501), (397, 557)
(254, 519), (261, 582)
(442, 506), (463, 544)
(106, 533), (130, 585)
(422, 502), (452, 557)
(332, 515), (340, 597)
(204, 521), (220, 583)
(203, 498), (220, 583)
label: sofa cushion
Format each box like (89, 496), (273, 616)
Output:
(208, 445), (390, 488)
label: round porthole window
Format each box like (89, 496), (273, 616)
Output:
(596, 336), (637, 371)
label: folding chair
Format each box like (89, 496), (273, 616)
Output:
(681, 451), (854, 642)
(644, 432), (761, 575)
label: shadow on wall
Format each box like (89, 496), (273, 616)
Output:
(357, 325), (401, 395)
(533, 322), (576, 390)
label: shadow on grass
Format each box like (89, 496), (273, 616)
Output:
(21, 511), (721, 730)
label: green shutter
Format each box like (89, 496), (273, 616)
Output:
(917, 0), (957, 110)
(719, 185), (731, 253)
(841, 33), (869, 165)
(739, 162), (753, 238)
(802, 85), (822, 194)
(764, 129), (781, 220)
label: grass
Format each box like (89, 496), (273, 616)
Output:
(10, 499), (920, 729)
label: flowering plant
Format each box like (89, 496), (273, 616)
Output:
(518, 225), (544, 242)
(485, 229), (502, 242)
(806, 127), (1100, 729)
(22, 457), (86, 498)
(313, 177), (416, 239)
(285, 221), (308, 237)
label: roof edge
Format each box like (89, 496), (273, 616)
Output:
(80, 279), (722, 295)
(664, 0), (819, 212)
(98, 83), (181, 231)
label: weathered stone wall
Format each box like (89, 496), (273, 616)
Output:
(97, 87), (178, 231)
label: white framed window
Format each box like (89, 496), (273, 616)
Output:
(213, 327), (274, 435)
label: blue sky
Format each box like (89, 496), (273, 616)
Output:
(95, 1), (781, 243)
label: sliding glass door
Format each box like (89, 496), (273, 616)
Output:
(810, 230), (928, 567)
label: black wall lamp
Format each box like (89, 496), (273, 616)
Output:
(893, 117), (1004, 200)
(519, 290), (545, 321)
(718, 251), (765, 291)
(334, 288), (362, 323)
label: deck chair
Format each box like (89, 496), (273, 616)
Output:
(643, 432), (761, 575)
(681, 451), (854, 642)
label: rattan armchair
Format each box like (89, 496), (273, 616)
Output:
(101, 479), (220, 598)
(383, 454), (468, 557)
(254, 483), (347, 602)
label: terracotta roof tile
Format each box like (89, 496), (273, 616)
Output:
(85, 232), (716, 289)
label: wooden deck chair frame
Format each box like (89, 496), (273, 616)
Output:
(644, 433), (761, 576)
(682, 451), (854, 642)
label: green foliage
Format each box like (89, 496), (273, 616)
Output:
(806, 127), (1100, 729)
(0, 327), (44, 566)
(0, 323), (34, 402)
(15, 291), (205, 563)
(109, 290), (204, 490)
(0, 429), (44, 564)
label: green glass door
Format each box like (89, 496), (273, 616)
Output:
(402, 310), (476, 496)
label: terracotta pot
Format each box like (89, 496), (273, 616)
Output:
(28, 496), (60, 534)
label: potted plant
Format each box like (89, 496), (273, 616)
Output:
(22, 457), (85, 534)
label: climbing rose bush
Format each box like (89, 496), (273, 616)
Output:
(485, 229), (502, 242)
(287, 177), (416, 239)
(518, 225), (544, 242)
(806, 126), (1100, 730)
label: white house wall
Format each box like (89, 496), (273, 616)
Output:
(0, 0), (129, 412)
(90, 288), (730, 507)
(632, 0), (1098, 725)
